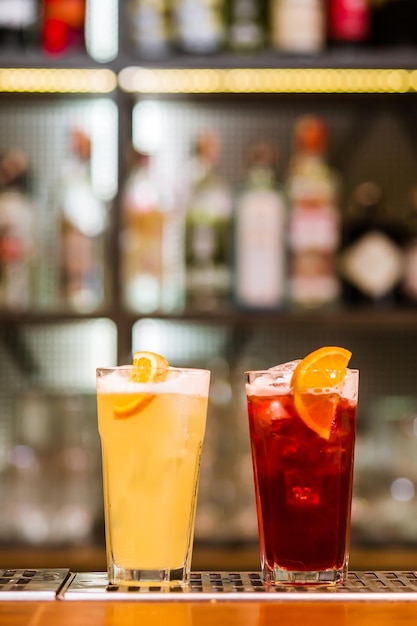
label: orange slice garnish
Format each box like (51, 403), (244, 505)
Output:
(129, 351), (169, 383)
(114, 351), (169, 419)
(291, 346), (352, 439)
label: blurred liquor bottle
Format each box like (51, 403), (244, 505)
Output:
(126, 0), (172, 60)
(339, 181), (405, 307)
(85, 0), (119, 63)
(121, 149), (185, 314)
(54, 128), (108, 312)
(42, 0), (86, 55)
(0, 0), (39, 50)
(172, 0), (226, 55)
(270, 0), (325, 55)
(286, 115), (341, 310)
(371, 0), (417, 46)
(400, 186), (417, 306)
(328, 0), (371, 48)
(185, 131), (233, 311)
(233, 140), (287, 310)
(5, 391), (101, 546)
(228, 0), (267, 53)
(0, 149), (37, 311)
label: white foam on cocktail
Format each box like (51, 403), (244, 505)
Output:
(97, 367), (210, 397)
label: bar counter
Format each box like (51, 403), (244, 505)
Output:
(1, 595), (417, 626)
(1, 548), (417, 626)
(2, 544), (417, 573)
(1, 569), (417, 625)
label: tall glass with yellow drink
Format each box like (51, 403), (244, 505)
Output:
(96, 352), (210, 587)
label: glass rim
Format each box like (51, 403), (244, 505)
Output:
(97, 365), (210, 375)
(245, 367), (359, 375)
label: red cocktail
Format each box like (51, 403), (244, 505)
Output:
(245, 348), (358, 586)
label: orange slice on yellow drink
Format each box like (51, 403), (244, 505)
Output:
(291, 346), (352, 439)
(113, 351), (169, 419)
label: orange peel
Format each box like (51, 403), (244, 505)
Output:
(114, 351), (169, 419)
(291, 346), (352, 439)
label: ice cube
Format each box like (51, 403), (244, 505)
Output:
(270, 400), (291, 421)
(269, 360), (301, 373)
(285, 470), (320, 506)
(342, 369), (359, 401)
(247, 361), (302, 396)
(268, 360), (301, 384)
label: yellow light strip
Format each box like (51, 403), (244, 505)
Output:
(2, 67), (416, 95)
(119, 67), (416, 95)
(0, 68), (117, 94)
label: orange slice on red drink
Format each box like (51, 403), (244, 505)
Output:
(291, 346), (352, 440)
(113, 351), (169, 419)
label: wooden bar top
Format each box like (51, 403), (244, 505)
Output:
(1, 598), (417, 626)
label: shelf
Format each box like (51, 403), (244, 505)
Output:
(2, 47), (417, 95)
(0, 49), (111, 70)
(93, 46), (417, 71)
(0, 312), (116, 324)
(118, 46), (417, 94)
(127, 308), (417, 332)
(1, 308), (417, 331)
(3, 45), (417, 72)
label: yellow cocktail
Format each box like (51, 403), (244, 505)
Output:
(96, 357), (210, 587)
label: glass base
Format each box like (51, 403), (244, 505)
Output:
(263, 564), (347, 587)
(109, 563), (188, 587)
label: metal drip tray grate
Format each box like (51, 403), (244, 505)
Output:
(0, 568), (70, 601)
(2, 570), (417, 601)
(59, 571), (417, 602)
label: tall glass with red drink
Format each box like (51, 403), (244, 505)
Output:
(245, 347), (358, 586)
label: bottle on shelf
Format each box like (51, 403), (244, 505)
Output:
(171, 0), (226, 55)
(227, 0), (267, 54)
(120, 149), (185, 315)
(327, 0), (371, 49)
(338, 181), (406, 308)
(42, 0), (86, 56)
(85, 0), (119, 63)
(185, 130), (233, 311)
(400, 186), (417, 306)
(270, 0), (326, 55)
(5, 391), (100, 546)
(53, 128), (109, 313)
(0, 149), (37, 311)
(286, 115), (341, 310)
(126, 0), (172, 60)
(0, 0), (39, 51)
(371, 0), (417, 47)
(233, 140), (287, 310)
